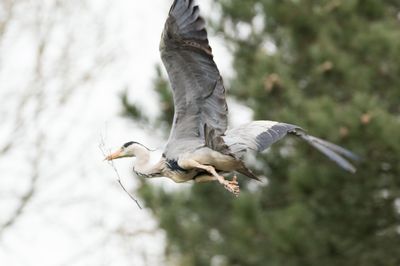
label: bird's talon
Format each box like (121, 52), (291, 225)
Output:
(223, 179), (240, 196)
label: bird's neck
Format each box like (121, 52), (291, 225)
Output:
(133, 147), (163, 177)
(134, 146), (150, 166)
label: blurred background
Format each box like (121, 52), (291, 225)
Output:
(1, 0), (399, 265)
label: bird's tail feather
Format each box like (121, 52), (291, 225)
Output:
(296, 132), (358, 173)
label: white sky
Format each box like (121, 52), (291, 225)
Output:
(0, 1), (251, 265)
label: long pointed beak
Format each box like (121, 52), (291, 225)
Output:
(104, 149), (123, 161)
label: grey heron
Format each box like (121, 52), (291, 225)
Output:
(106, 0), (358, 196)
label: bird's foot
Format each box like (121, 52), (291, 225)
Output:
(222, 175), (240, 197)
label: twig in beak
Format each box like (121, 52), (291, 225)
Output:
(99, 134), (142, 210)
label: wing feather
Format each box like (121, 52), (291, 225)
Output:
(160, 0), (228, 159)
(224, 121), (358, 173)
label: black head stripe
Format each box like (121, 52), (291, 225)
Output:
(122, 141), (150, 150)
(123, 141), (137, 148)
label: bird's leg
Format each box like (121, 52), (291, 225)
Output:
(194, 175), (217, 183)
(179, 159), (240, 195)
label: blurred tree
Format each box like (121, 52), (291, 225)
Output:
(125, 1), (400, 265)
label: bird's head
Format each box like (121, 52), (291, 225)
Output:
(105, 141), (147, 161)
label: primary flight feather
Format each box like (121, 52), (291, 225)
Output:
(106, 0), (358, 196)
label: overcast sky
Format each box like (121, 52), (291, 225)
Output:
(0, 0), (249, 265)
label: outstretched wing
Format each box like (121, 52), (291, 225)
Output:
(223, 121), (298, 157)
(224, 121), (359, 173)
(160, 0), (228, 159)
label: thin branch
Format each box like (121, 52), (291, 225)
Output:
(114, 228), (159, 237)
(98, 134), (142, 210)
(0, 0), (15, 43)
(0, 172), (38, 235)
(0, 7), (50, 236)
(0, 138), (42, 238)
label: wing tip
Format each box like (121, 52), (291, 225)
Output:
(343, 163), (357, 174)
(298, 132), (359, 173)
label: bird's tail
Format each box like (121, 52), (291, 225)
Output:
(236, 166), (261, 181)
(292, 129), (360, 173)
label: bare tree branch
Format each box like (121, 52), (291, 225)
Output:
(0, 153), (40, 236)
(0, 1), (157, 264)
(0, 0), (15, 43)
(0, 1), (49, 236)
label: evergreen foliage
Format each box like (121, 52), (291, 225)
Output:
(125, 1), (400, 265)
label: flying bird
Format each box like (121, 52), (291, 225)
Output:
(106, 0), (358, 196)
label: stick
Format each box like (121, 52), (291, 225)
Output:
(99, 135), (142, 210)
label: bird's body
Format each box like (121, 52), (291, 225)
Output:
(125, 144), (240, 183)
(106, 0), (358, 196)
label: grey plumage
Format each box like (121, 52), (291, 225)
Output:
(160, 0), (228, 159)
(223, 121), (358, 173)
(224, 122), (298, 156)
(296, 134), (359, 173)
(107, 0), (359, 196)
(160, 0), (357, 177)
